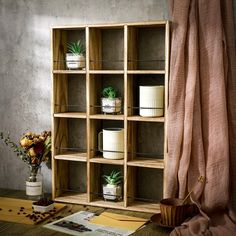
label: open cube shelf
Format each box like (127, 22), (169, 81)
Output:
(52, 21), (169, 213)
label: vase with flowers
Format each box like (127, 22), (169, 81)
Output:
(0, 131), (51, 197)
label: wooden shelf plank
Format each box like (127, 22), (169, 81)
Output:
(90, 156), (124, 165)
(127, 158), (164, 169)
(54, 152), (87, 162)
(127, 116), (165, 122)
(90, 198), (125, 208)
(53, 70), (86, 74)
(89, 70), (124, 74)
(89, 114), (124, 120)
(127, 70), (165, 74)
(52, 21), (168, 30)
(127, 201), (160, 213)
(54, 192), (87, 204)
(54, 112), (87, 118)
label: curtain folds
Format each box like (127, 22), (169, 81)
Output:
(166, 0), (236, 235)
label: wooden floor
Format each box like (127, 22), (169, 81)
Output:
(0, 189), (172, 236)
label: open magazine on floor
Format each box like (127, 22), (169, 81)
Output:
(44, 211), (135, 236)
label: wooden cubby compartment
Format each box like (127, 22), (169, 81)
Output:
(128, 24), (165, 71)
(127, 121), (164, 169)
(127, 166), (163, 212)
(53, 28), (86, 71)
(89, 119), (124, 163)
(89, 27), (124, 70)
(53, 74), (86, 116)
(52, 21), (169, 213)
(89, 74), (124, 115)
(54, 118), (87, 160)
(89, 163), (124, 208)
(53, 160), (87, 204)
(127, 74), (165, 117)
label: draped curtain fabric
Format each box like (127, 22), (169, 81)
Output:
(166, 0), (236, 235)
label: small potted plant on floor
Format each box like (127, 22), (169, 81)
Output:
(103, 170), (123, 201)
(66, 40), (85, 70)
(101, 86), (122, 114)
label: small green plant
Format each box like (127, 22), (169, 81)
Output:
(102, 86), (117, 98)
(103, 170), (123, 186)
(67, 40), (85, 55)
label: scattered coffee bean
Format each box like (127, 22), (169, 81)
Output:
(8, 209), (12, 212)
(17, 212), (20, 215)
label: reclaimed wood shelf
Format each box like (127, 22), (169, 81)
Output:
(52, 21), (169, 213)
(54, 112), (87, 118)
(54, 152), (87, 162)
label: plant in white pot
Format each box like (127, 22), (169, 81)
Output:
(101, 86), (122, 114)
(103, 170), (123, 201)
(66, 40), (85, 70)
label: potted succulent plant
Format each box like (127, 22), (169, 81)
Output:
(101, 86), (122, 114)
(102, 170), (123, 201)
(66, 40), (85, 70)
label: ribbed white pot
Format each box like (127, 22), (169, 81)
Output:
(66, 53), (85, 69)
(139, 85), (164, 117)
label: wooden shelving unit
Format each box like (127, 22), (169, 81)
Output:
(51, 21), (169, 213)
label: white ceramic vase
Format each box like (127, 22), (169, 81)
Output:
(98, 128), (124, 160)
(139, 85), (164, 117)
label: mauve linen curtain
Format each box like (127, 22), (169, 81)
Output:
(166, 0), (236, 235)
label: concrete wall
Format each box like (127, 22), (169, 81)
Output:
(0, 0), (168, 192)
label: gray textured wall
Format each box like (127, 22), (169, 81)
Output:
(0, 0), (168, 192)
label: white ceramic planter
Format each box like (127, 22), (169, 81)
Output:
(66, 53), (85, 69)
(103, 184), (122, 201)
(32, 202), (54, 213)
(139, 85), (164, 117)
(101, 97), (122, 114)
(98, 128), (124, 160)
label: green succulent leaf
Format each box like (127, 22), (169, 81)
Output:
(102, 86), (117, 98)
(103, 170), (123, 186)
(67, 40), (85, 55)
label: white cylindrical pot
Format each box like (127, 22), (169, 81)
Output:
(26, 181), (42, 196)
(66, 53), (85, 69)
(98, 128), (124, 160)
(139, 86), (164, 117)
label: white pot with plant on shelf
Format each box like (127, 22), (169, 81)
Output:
(102, 170), (122, 201)
(66, 40), (85, 70)
(101, 86), (122, 114)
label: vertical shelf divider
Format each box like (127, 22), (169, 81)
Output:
(163, 21), (170, 197)
(86, 26), (90, 203)
(124, 25), (128, 208)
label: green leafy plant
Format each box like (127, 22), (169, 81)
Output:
(102, 86), (117, 98)
(103, 170), (123, 186)
(67, 40), (85, 55)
